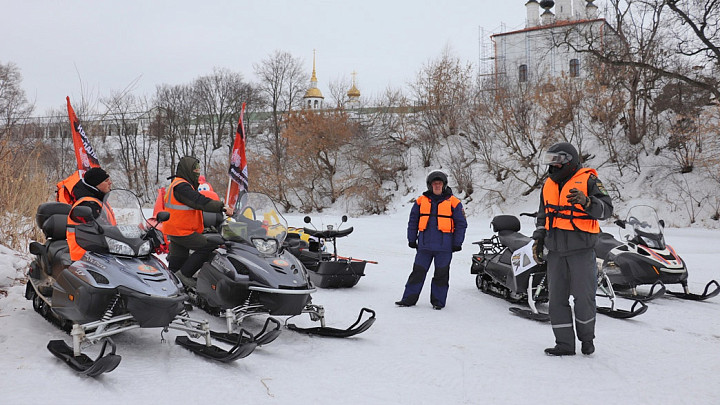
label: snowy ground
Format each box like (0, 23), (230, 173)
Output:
(1, 212), (719, 405)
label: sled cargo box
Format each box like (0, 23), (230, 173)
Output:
(306, 260), (366, 288)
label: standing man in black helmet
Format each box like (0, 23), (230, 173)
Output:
(396, 170), (467, 310)
(532, 142), (613, 356)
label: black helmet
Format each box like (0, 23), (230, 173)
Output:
(542, 142), (580, 183)
(426, 170), (448, 191)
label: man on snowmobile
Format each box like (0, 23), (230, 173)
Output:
(66, 167), (114, 261)
(532, 142), (613, 356)
(164, 156), (233, 288)
(396, 170), (467, 309)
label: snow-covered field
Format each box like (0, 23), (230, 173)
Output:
(1, 212), (719, 405)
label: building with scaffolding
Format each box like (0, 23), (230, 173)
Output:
(487, 0), (606, 87)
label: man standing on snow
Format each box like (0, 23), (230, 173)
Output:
(164, 156), (233, 288)
(532, 142), (613, 356)
(396, 170), (467, 310)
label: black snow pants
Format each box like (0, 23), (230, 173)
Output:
(546, 248), (597, 352)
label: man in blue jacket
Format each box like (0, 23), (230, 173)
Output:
(396, 171), (467, 309)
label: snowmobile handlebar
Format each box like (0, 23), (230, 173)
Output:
(302, 227), (354, 239)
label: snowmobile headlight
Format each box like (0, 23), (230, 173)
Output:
(138, 240), (151, 256)
(252, 238), (278, 254)
(105, 237), (135, 256)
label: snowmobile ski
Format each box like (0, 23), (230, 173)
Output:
(175, 331), (257, 363)
(597, 299), (648, 319)
(616, 280), (666, 302)
(210, 317), (282, 347)
(287, 307), (376, 338)
(508, 307), (550, 322)
(666, 280), (720, 301)
(47, 338), (122, 377)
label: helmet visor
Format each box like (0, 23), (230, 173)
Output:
(541, 151), (572, 166)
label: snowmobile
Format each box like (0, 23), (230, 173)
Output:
(471, 213), (647, 322)
(186, 192), (375, 344)
(595, 205), (719, 301)
(285, 215), (372, 288)
(25, 189), (256, 377)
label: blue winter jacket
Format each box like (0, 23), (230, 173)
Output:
(407, 187), (467, 252)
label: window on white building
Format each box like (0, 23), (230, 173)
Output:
(570, 59), (580, 77)
(519, 64), (528, 82)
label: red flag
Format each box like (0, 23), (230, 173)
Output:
(67, 96), (101, 172)
(226, 103), (248, 209)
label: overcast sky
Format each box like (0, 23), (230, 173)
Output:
(3, 1), (532, 115)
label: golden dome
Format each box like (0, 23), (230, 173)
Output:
(304, 87), (324, 98)
(347, 84), (360, 98)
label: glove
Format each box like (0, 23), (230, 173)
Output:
(532, 238), (544, 263)
(566, 188), (589, 207)
(408, 241), (417, 249)
(452, 245), (462, 252)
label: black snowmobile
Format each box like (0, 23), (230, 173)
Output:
(285, 215), (371, 288)
(186, 192), (375, 344)
(471, 213), (647, 322)
(25, 189), (256, 377)
(595, 205), (719, 301)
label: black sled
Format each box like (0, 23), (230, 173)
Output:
(285, 215), (372, 288)
(185, 192), (375, 341)
(595, 205), (719, 302)
(26, 189), (254, 377)
(471, 214), (647, 321)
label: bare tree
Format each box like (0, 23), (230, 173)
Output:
(252, 51), (308, 207)
(0, 61), (34, 140)
(410, 47), (474, 167)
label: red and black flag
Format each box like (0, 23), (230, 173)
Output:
(226, 102), (248, 210)
(67, 96), (100, 172)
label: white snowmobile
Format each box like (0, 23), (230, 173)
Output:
(186, 192), (375, 345)
(595, 205), (719, 301)
(471, 213), (647, 322)
(25, 189), (256, 377)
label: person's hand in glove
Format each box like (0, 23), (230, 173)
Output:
(452, 245), (462, 252)
(567, 188), (590, 208)
(532, 238), (544, 263)
(408, 241), (417, 249)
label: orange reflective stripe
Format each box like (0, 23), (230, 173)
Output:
(162, 178), (204, 236)
(417, 195), (459, 233)
(542, 168), (599, 233)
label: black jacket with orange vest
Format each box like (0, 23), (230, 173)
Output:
(534, 167), (613, 255)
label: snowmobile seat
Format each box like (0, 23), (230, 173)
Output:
(47, 240), (70, 266)
(498, 231), (532, 252)
(36, 202), (71, 230)
(491, 215), (521, 233)
(41, 214), (69, 240)
(594, 232), (624, 260)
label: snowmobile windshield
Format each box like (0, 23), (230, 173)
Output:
(619, 205), (665, 249)
(103, 189), (149, 239)
(221, 192), (288, 254)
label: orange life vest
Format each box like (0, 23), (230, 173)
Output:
(542, 168), (599, 233)
(417, 195), (460, 233)
(56, 170), (82, 204)
(163, 178), (204, 237)
(66, 196), (116, 261)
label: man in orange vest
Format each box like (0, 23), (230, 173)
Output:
(67, 167), (113, 261)
(396, 170), (467, 310)
(532, 142), (613, 356)
(164, 156), (233, 288)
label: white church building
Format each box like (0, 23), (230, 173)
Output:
(491, 0), (607, 86)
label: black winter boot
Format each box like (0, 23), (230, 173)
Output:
(581, 341), (595, 355)
(544, 346), (576, 356)
(395, 300), (415, 307)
